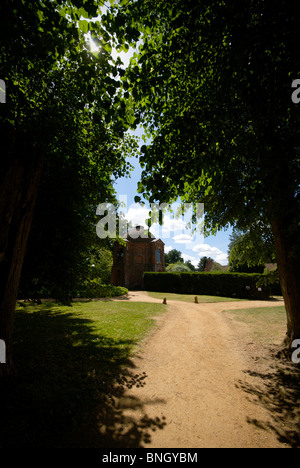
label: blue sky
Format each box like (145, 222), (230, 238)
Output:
(113, 128), (232, 267)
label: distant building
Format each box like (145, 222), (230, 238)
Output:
(110, 225), (165, 290)
(204, 258), (214, 272)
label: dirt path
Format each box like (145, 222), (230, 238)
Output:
(114, 292), (287, 448)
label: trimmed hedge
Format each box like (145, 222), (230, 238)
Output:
(143, 272), (272, 300)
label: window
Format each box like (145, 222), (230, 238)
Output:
(117, 248), (124, 261)
(156, 249), (161, 263)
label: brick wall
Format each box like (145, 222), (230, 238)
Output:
(111, 239), (165, 289)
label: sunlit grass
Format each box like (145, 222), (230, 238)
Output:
(14, 300), (165, 357)
(223, 305), (287, 345)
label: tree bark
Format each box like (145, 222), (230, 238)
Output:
(0, 125), (43, 380)
(271, 217), (300, 348)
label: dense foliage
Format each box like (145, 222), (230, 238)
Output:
(1, 0), (138, 303)
(164, 249), (184, 266)
(103, 0), (300, 232)
(78, 281), (128, 299)
(166, 263), (191, 273)
(228, 226), (275, 273)
(0, 0), (138, 371)
(144, 272), (271, 300)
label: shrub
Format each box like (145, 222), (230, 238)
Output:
(166, 263), (192, 272)
(144, 272), (271, 300)
(79, 279), (128, 299)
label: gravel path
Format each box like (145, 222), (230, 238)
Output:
(114, 292), (286, 448)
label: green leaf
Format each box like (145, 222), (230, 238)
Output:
(137, 182), (144, 193)
(78, 7), (89, 19)
(78, 20), (89, 34)
(104, 43), (112, 53)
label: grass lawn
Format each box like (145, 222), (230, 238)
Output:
(223, 305), (287, 346)
(0, 300), (166, 448)
(147, 291), (245, 303)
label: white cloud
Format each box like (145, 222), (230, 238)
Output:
(181, 254), (199, 267)
(120, 204), (197, 242)
(161, 215), (187, 233)
(173, 234), (194, 244)
(192, 243), (228, 265)
(181, 253), (196, 262)
(125, 205), (150, 227)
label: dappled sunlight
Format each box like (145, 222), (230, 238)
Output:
(238, 357), (300, 448)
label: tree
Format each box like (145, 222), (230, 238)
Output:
(105, 0), (300, 348)
(198, 257), (214, 272)
(228, 225), (275, 273)
(164, 249), (183, 266)
(210, 262), (224, 272)
(185, 260), (196, 272)
(166, 263), (191, 273)
(0, 0), (136, 376)
(86, 246), (113, 285)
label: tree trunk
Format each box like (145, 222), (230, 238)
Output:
(0, 126), (43, 380)
(271, 217), (300, 348)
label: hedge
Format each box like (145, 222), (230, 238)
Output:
(143, 272), (272, 300)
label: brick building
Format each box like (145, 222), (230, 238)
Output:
(110, 225), (165, 289)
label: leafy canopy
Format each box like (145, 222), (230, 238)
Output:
(103, 0), (300, 238)
(164, 249), (184, 266)
(0, 0), (138, 301)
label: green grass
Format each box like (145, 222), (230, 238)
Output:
(147, 291), (245, 303)
(0, 301), (166, 448)
(15, 300), (165, 356)
(223, 305), (287, 345)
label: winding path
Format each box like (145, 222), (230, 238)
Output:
(114, 292), (286, 448)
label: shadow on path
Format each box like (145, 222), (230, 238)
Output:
(0, 306), (166, 447)
(237, 352), (300, 448)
